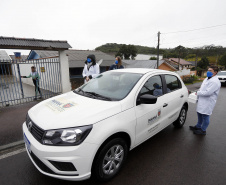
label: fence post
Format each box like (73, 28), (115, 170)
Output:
(59, 50), (71, 93)
(16, 63), (24, 98)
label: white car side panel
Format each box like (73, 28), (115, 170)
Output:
(85, 107), (137, 150)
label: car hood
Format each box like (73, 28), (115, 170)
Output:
(28, 92), (122, 130)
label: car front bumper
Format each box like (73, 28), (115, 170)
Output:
(218, 77), (226, 83)
(22, 122), (99, 181)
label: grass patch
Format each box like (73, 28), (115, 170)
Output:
(185, 80), (203, 85)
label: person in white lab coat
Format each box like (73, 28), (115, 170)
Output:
(189, 66), (221, 135)
(82, 54), (100, 83)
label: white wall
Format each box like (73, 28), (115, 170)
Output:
(59, 51), (71, 93)
(135, 54), (163, 60)
(175, 68), (191, 76)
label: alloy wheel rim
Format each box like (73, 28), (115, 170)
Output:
(179, 109), (186, 125)
(102, 145), (124, 175)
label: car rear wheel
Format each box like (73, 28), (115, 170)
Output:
(92, 138), (128, 181)
(173, 105), (187, 128)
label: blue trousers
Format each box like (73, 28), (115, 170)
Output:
(196, 112), (210, 131)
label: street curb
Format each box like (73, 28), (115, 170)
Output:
(0, 140), (24, 153)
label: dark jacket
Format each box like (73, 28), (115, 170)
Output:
(109, 64), (124, 70)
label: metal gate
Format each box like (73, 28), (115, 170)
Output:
(0, 58), (62, 107)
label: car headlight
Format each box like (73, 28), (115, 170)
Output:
(42, 125), (93, 146)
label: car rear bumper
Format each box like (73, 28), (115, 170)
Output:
(22, 122), (99, 181)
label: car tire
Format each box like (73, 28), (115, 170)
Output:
(92, 138), (128, 182)
(173, 105), (187, 128)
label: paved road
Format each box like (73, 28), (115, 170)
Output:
(0, 102), (38, 146)
(0, 86), (226, 185)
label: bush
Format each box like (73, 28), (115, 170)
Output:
(150, 57), (157, 60)
(182, 75), (197, 84)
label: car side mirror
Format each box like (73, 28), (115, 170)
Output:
(138, 94), (157, 105)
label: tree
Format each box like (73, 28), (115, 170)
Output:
(197, 56), (209, 70)
(117, 44), (138, 59)
(219, 53), (226, 69)
(174, 45), (187, 58)
(150, 56), (157, 60)
(163, 52), (177, 58)
(185, 54), (196, 59)
(128, 45), (138, 60)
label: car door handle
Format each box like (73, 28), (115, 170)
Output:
(163, 103), (168, 107)
(180, 95), (184, 98)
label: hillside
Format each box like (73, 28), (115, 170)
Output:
(95, 43), (160, 55)
(95, 43), (226, 65)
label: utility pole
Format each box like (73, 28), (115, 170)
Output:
(157, 31), (160, 69)
(195, 54), (198, 71)
(178, 48), (181, 70)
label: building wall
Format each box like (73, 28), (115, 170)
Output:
(159, 63), (174, 71)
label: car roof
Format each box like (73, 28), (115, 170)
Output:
(109, 68), (175, 75)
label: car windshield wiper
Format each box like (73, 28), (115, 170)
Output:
(73, 88), (85, 95)
(84, 91), (112, 101)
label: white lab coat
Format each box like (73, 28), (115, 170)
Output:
(196, 76), (221, 115)
(82, 63), (100, 83)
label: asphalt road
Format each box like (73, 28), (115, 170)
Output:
(0, 86), (226, 185)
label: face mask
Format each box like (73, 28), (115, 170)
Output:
(207, 71), (213, 78)
(115, 60), (118, 64)
(154, 84), (160, 89)
(87, 58), (92, 63)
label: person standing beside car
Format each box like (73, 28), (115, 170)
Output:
(109, 56), (124, 70)
(189, 66), (221, 135)
(82, 54), (100, 83)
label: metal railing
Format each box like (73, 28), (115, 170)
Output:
(0, 58), (62, 107)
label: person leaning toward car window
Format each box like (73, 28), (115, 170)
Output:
(109, 56), (124, 70)
(189, 66), (221, 135)
(82, 54), (100, 83)
(21, 66), (42, 100)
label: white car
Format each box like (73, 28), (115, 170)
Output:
(217, 71), (226, 85)
(23, 69), (189, 181)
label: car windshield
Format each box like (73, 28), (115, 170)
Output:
(217, 71), (226, 76)
(74, 72), (143, 101)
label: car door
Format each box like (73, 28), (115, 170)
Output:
(134, 75), (169, 146)
(159, 74), (184, 127)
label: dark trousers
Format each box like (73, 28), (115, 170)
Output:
(32, 79), (41, 96)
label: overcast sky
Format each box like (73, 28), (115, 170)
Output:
(1, 0), (226, 55)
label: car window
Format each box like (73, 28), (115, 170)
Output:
(139, 75), (163, 97)
(217, 71), (226, 76)
(75, 72), (143, 101)
(165, 75), (181, 92)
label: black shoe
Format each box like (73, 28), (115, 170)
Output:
(34, 97), (37, 100)
(194, 129), (206, 135)
(38, 96), (43, 99)
(189, 126), (200, 131)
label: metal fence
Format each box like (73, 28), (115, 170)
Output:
(0, 58), (62, 107)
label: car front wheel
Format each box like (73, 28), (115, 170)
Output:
(173, 105), (187, 128)
(92, 138), (128, 181)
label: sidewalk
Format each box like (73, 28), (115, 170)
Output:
(0, 82), (203, 150)
(0, 102), (38, 146)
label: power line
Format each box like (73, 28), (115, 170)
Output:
(162, 23), (226, 34)
(160, 31), (226, 46)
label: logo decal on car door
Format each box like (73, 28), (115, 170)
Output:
(148, 109), (161, 125)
